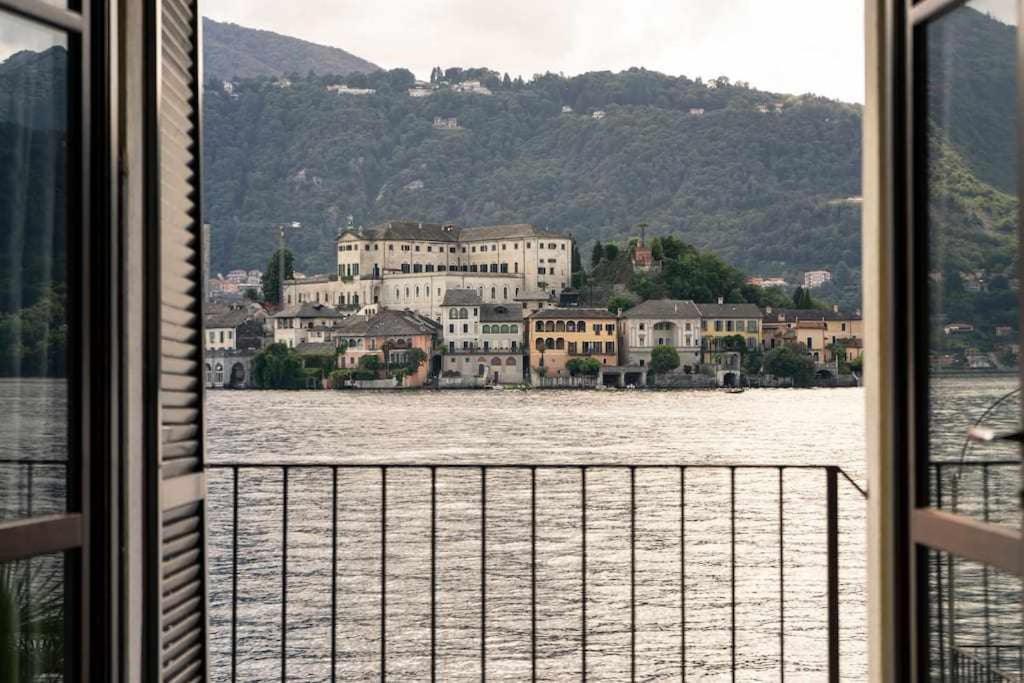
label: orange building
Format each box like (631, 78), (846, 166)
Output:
(335, 309), (440, 386)
(527, 308), (619, 379)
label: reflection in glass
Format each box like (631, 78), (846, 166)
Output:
(0, 11), (69, 522)
(929, 549), (1023, 680)
(925, 0), (1020, 524)
(0, 553), (66, 680)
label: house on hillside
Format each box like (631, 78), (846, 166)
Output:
(433, 116), (460, 129)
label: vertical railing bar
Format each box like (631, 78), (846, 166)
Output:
(983, 464), (991, 677)
(431, 466), (437, 683)
(481, 466), (487, 683)
(531, 467), (537, 683)
(232, 467), (239, 683)
(630, 466), (636, 683)
(331, 467), (339, 683)
(730, 467), (736, 682)
(282, 467), (289, 683)
(581, 466), (587, 681)
(935, 474), (945, 679)
(778, 468), (784, 682)
(381, 466), (387, 682)
(826, 467), (840, 683)
(680, 466), (686, 681)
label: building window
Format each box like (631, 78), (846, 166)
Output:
(545, 321), (555, 332)
(556, 321), (565, 332)
(463, 324), (469, 333)
(726, 320), (734, 332)
(535, 338), (544, 351)
(568, 341), (577, 354)
(538, 267), (547, 275)
(535, 321), (543, 332)
(747, 320), (757, 332)
(482, 325), (491, 334)
(606, 342), (615, 354)
(491, 287), (496, 300)
(500, 324), (510, 334)
(605, 324), (615, 334)
(577, 321), (586, 333)
(545, 338), (554, 350)
(555, 338), (565, 350)
(715, 320), (723, 332)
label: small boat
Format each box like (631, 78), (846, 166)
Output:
(725, 387), (745, 394)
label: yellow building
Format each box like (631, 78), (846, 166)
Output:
(761, 306), (864, 363)
(527, 308), (619, 379)
(695, 301), (763, 362)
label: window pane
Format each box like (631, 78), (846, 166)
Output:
(928, 549), (1022, 680)
(924, 0), (1020, 526)
(0, 12), (70, 522)
(0, 553), (67, 680)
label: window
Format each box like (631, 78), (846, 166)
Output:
(639, 323), (646, 331)
(535, 338), (544, 351)
(556, 338), (565, 350)
(538, 267), (547, 275)
(556, 321), (566, 332)
(491, 287), (496, 299)
(568, 341), (577, 354)
(545, 338), (555, 350)
(715, 320), (723, 332)
(605, 324), (615, 334)
(545, 321), (555, 332)
(605, 342), (615, 354)
(567, 321), (576, 332)
(449, 324), (454, 332)
(414, 264), (423, 273)
(726, 320), (734, 332)
(577, 321), (586, 333)
(747, 320), (757, 332)
(500, 324), (510, 334)
(415, 245), (420, 251)
(463, 324), (469, 333)
(482, 325), (491, 334)
(535, 321), (543, 332)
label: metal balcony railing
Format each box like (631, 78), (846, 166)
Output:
(204, 463), (867, 681)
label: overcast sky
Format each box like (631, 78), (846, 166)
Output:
(203, 0), (871, 103)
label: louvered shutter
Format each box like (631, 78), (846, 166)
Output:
(148, 0), (207, 679)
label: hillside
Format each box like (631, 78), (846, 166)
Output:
(202, 17), (380, 82)
(203, 68), (864, 289)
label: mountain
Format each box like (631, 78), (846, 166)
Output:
(202, 68), (864, 294)
(202, 17), (380, 82)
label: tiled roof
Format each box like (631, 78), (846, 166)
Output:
(344, 221), (570, 243)
(761, 307), (863, 322)
(623, 299), (701, 319)
(480, 303), (524, 323)
(205, 307), (251, 329)
(364, 309), (442, 337)
(442, 288), (483, 306)
(527, 307), (618, 320)
(271, 302), (345, 319)
(695, 302), (762, 319)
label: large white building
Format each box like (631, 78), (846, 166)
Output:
(283, 221), (573, 322)
(620, 299), (703, 371)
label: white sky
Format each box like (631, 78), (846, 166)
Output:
(203, 0), (870, 103)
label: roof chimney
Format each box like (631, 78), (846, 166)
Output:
(832, 303), (839, 313)
(616, 308), (623, 317)
(717, 296), (724, 305)
(766, 306), (773, 315)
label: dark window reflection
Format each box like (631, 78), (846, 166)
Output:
(0, 9), (70, 522)
(0, 553), (66, 680)
(925, 0), (1021, 525)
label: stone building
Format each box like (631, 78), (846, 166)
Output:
(438, 288), (526, 384)
(696, 300), (763, 361)
(271, 302), (347, 348)
(334, 309), (441, 387)
(283, 221), (572, 321)
(621, 299), (702, 371)
(761, 305), (864, 363)
(527, 308), (619, 380)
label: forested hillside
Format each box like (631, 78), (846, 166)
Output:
(203, 18), (380, 82)
(203, 67), (864, 288)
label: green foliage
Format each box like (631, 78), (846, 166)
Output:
(262, 249), (295, 305)
(742, 349), (764, 375)
(606, 295), (635, 313)
(358, 354), (382, 373)
(252, 343), (306, 389)
(649, 345), (681, 374)
(0, 285), (67, 377)
(591, 241), (604, 268)
(717, 334), (748, 354)
(791, 286), (818, 309)
(603, 244), (620, 261)
(566, 357), (602, 377)
(763, 345), (815, 387)
(329, 368), (352, 388)
(403, 348), (428, 374)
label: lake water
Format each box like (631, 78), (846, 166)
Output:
(205, 386), (870, 681)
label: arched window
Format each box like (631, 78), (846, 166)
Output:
(338, 295), (344, 306)
(535, 338), (544, 351)
(214, 363), (224, 384)
(510, 324), (518, 334)
(503, 287), (508, 299)
(353, 294), (359, 306)
(577, 321), (586, 332)
(405, 287), (410, 298)
(505, 357), (517, 366)
(555, 338), (565, 350)
(555, 321), (565, 332)
(490, 357), (502, 366)
(415, 286), (420, 297)
(450, 309), (458, 319)
(535, 321), (543, 332)
(394, 288), (400, 300)
(545, 321), (555, 332)
(459, 308), (468, 319)
(482, 325), (491, 334)
(490, 287), (496, 300)
(567, 321), (576, 332)
(205, 362), (212, 384)
(500, 324), (510, 334)
(544, 338), (555, 350)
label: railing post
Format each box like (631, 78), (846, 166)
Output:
(826, 466), (839, 683)
(232, 467), (239, 682)
(282, 467), (289, 682)
(581, 466), (587, 679)
(531, 467), (537, 683)
(331, 468), (338, 683)
(381, 467), (387, 682)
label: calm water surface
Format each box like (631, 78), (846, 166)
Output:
(206, 387), (869, 681)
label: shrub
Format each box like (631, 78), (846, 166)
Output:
(649, 345), (680, 374)
(566, 357), (602, 377)
(329, 369), (352, 389)
(252, 343), (306, 389)
(763, 345), (816, 386)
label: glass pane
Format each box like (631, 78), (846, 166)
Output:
(924, 0), (1021, 526)
(0, 12), (70, 521)
(0, 553), (67, 681)
(928, 549), (1023, 680)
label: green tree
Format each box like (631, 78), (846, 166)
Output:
(252, 343), (306, 389)
(607, 295), (634, 313)
(763, 345), (815, 386)
(603, 243), (620, 261)
(566, 357), (601, 377)
(650, 238), (664, 261)
(571, 242), (583, 279)
(650, 344), (681, 374)
(403, 348), (428, 374)
(262, 249), (295, 305)
(742, 349), (764, 375)
(591, 241), (604, 268)
(358, 354), (382, 374)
